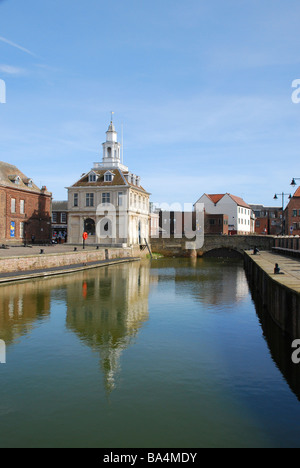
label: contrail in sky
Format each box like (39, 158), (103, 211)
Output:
(0, 36), (36, 56)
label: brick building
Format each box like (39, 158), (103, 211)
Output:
(0, 161), (52, 244)
(284, 187), (300, 235)
(204, 213), (229, 235)
(250, 204), (283, 235)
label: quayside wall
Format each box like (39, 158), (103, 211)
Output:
(0, 246), (147, 274)
(244, 251), (300, 337)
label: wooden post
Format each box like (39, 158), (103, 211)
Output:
(144, 238), (153, 259)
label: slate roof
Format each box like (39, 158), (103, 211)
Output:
(52, 200), (68, 211)
(0, 161), (51, 195)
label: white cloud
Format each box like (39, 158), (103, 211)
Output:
(0, 64), (26, 75)
(0, 36), (36, 57)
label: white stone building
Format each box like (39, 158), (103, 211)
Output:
(194, 193), (255, 234)
(67, 120), (150, 246)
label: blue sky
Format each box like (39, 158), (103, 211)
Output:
(0, 0), (300, 206)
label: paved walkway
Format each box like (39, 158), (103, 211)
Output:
(0, 244), (105, 258)
(246, 250), (300, 294)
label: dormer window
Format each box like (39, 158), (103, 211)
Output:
(104, 171), (114, 182)
(24, 178), (33, 187)
(9, 175), (21, 185)
(88, 172), (98, 183)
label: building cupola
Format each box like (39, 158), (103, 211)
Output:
(106, 121), (118, 143)
(93, 115), (129, 172)
(102, 118), (121, 165)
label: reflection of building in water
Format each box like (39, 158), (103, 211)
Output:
(169, 260), (249, 306)
(235, 268), (250, 303)
(194, 264), (249, 306)
(65, 262), (151, 393)
(0, 263), (151, 393)
(0, 281), (51, 345)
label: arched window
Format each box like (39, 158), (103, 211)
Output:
(84, 218), (95, 236)
(107, 147), (112, 158)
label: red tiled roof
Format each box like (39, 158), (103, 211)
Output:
(293, 187), (300, 197)
(228, 194), (251, 209)
(206, 194), (225, 204)
(205, 193), (250, 209)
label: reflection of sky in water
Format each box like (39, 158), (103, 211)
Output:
(0, 259), (300, 447)
(151, 260), (249, 308)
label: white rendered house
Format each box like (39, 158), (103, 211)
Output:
(194, 193), (255, 234)
(67, 120), (150, 246)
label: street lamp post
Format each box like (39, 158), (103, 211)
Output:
(291, 178), (300, 187)
(273, 192), (292, 235)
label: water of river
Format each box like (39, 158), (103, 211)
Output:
(0, 257), (300, 448)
